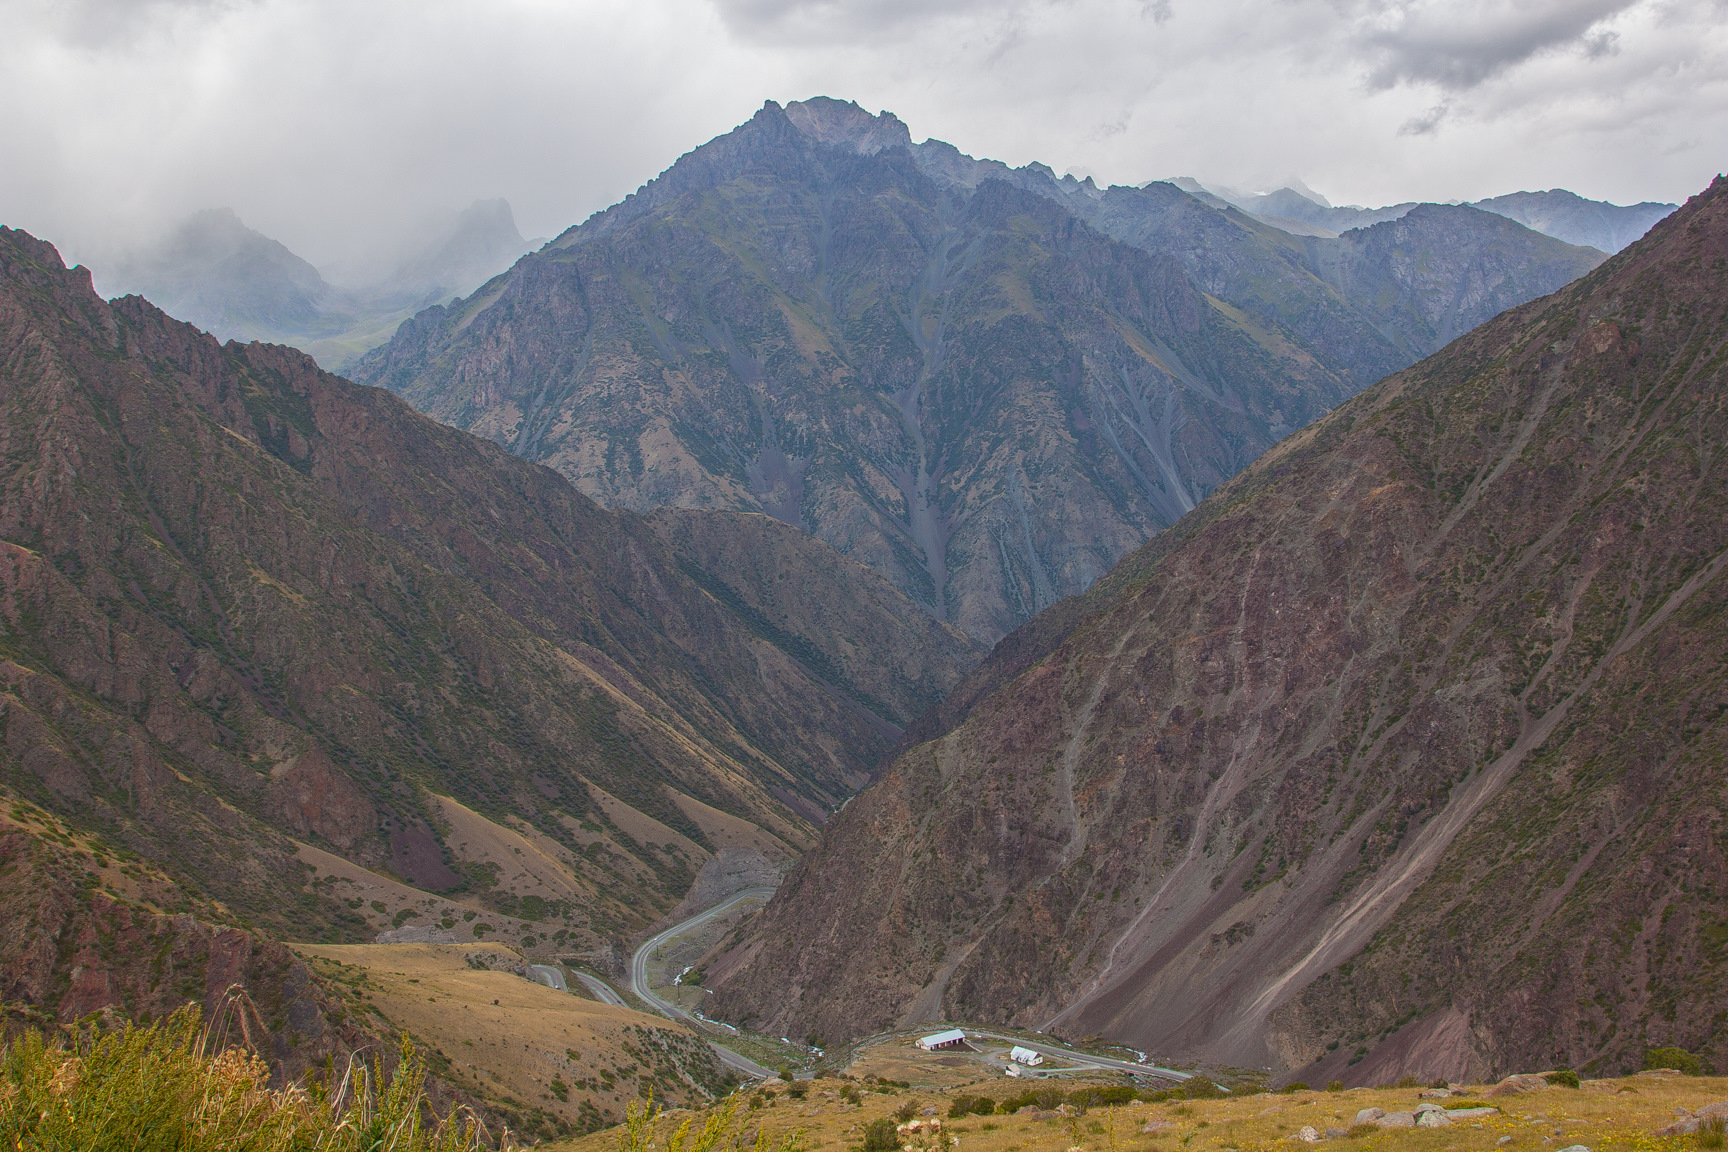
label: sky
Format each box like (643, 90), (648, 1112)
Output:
(2, 0), (1724, 274)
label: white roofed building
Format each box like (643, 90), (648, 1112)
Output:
(917, 1028), (968, 1051)
(1009, 1045), (1044, 1066)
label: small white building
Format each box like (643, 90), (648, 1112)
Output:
(1009, 1045), (1045, 1066)
(917, 1028), (968, 1051)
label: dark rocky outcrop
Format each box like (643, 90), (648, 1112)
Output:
(704, 176), (1728, 1083)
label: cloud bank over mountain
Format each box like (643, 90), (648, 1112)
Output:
(1, 0), (1721, 272)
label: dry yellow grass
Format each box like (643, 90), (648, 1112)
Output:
(543, 1057), (1726, 1152)
(293, 942), (730, 1138)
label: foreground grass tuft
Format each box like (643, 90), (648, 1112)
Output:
(0, 1006), (497, 1151)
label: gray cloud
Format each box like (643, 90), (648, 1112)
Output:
(1355, 0), (1637, 90)
(0, 0), (1720, 283)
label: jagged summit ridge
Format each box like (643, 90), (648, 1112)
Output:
(356, 98), (1602, 641)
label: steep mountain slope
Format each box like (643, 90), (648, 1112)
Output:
(704, 177), (1728, 1083)
(0, 225), (977, 964)
(354, 98), (1601, 642)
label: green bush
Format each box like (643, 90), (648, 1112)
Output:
(1068, 1086), (1135, 1109)
(1278, 1082), (1312, 1094)
(1326, 1081), (1345, 1092)
(1180, 1076), (1227, 1100)
(1645, 1048), (1705, 1076)
(0, 1007), (484, 1152)
(997, 1087), (1064, 1113)
(1698, 1116), (1725, 1151)
(948, 1096), (995, 1118)
(1544, 1071), (1580, 1089)
(860, 1118), (900, 1152)
(894, 1101), (919, 1123)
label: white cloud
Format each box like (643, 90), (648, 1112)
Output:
(0, 0), (1721, 276)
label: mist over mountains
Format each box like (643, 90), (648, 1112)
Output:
(95, 199), (539, 369)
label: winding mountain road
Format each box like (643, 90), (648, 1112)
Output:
(527, 964), (568, 991)
(571, 971), (627, 1007)
(629, 887), (779, 1080)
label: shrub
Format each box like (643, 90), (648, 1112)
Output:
(1347, 1125), (1378, 1138)
(1326, 1081), (1345, 1092)
(1278, 1082), (1312, 1094)
(1394, 1075), (1421, 1089)
(894, 1101), (919, 1124)
(1180, 1076), (1226, 1100)
(1645, 1048), (1705, 1076)
(1544, 1071), (1580, 1089)
(1698, 1116), (1725, 1151)
(860, 1118), (900, 1152)
(1069, 1086), (1135, 1108)
(997, 1088), (1064, 1113)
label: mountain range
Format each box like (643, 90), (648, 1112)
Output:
(703, 175), (1728, 1084)
(1181, 179), (1676, 252)
(352, 98), (1612, 643)
(2, 91), (1718, 1111)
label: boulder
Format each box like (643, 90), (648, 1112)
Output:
(1294, 1127), (1321, 1143)
(1354, 1109), (1386, 1125)
(1141, 1120), (1173, 1134)
(1655, 1100), (1728, 1136)
(1555, 1146), (1591, 1152)
(1416, 1110), (1452, 1128)
(1489, 1075), (1552, 1097)
(1445, 1108), (1500, 1120)
(1326, 1129), (1348, 1140)
(1420, 1089), (1453, 1099)
(1375, 1112), (1417, 1128)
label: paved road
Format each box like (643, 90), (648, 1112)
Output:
(527, 964), (568, 992)
(571, 971), (627, 1007)
(967, 1031), (1193, 1082)
(629, 887), (779, 1080)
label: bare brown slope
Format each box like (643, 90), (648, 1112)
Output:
(0, 226), (969, 960)
(647, 508), (984, 738)
(706, 177), (1728, 1080)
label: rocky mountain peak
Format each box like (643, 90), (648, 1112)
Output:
(782, 96), (913, 155)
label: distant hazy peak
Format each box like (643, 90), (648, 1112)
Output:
(1469, 189), (1678, 254)
(782, 96), (913, 155)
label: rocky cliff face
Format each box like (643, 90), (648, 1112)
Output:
(354, 98), (1603, 642)
(0, 225), (977, 961)
(704, 177), (1728, 1083)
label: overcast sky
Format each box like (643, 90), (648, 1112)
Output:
(3, 0), (1724, 272)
